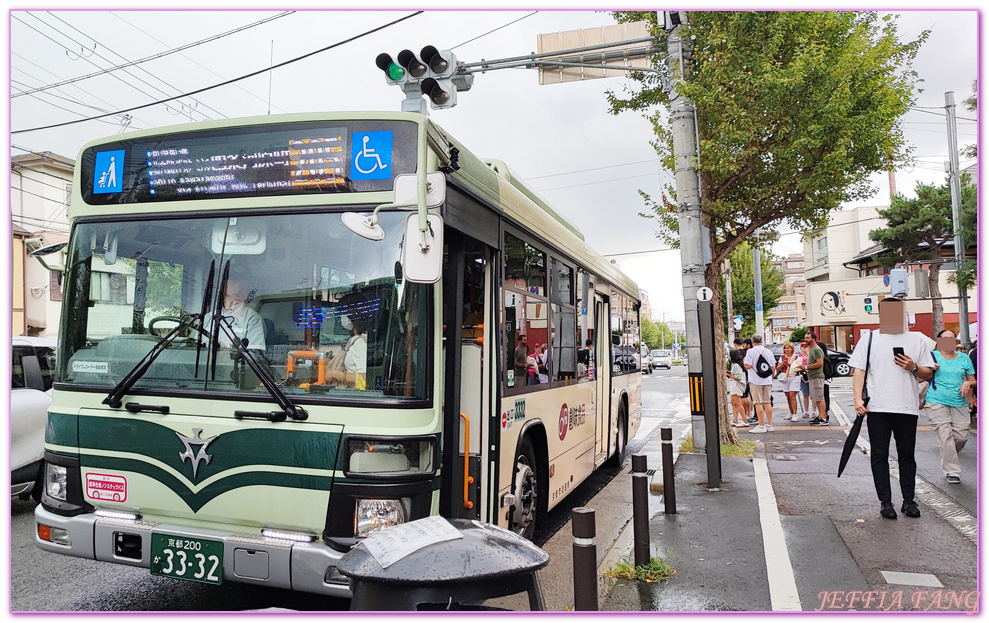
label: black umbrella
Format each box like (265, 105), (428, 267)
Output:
(837, 412), (865, 477)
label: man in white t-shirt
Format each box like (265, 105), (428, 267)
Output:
(849, 297), (933, 520)
(744, 334), (777, 433)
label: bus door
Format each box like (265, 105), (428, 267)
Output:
(593, 293), (612, 463)
(442, 233), (489, 521)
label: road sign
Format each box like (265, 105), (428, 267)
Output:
(883, 274), (890, 287)
(696, 287), (713, 302)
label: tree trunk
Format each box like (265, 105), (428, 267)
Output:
(705, 260), (739, 446)
(929, 264), (943, 334)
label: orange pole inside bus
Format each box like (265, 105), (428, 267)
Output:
(459, 412), (475, 510)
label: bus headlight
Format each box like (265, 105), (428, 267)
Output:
(344, 436), (436, 478)
(46, 464), (68, 501)
(355, 498), (408, 537)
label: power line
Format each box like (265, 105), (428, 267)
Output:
(12, 11), (424, 135)
(110, 11), (288, 115)
(527, 158), (659, 180)
(11, 80), (126, 130)
(13, 13), (196, 121)
(14, 10), (293, 98)
(43, 11), (227, 121)
(11, 51), (155, 128)
(601, 247), (677, 257)
(451, 11), (539, 50)
(535, 172), (660, 192)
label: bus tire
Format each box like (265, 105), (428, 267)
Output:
(606, 401), (628, 467)
(509, 437), (539, 540)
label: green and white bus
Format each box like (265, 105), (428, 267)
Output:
(35, 112), (642, 596)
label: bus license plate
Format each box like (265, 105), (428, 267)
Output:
(150, 534), (223, 585)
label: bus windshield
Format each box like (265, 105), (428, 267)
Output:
(57, 210), (430, 403)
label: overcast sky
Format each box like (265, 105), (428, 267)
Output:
(8, 6), (981, 323)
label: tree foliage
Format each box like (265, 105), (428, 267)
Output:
(720, 242), (784, 338)
(608, 10), (926, 444)
(869, 177), (977, 332)
(788, 327), (807, 343)
(642, 317), (677, 349)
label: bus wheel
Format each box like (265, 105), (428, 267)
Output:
(510, 438), (538, 540)
(606, 403), (628, 467)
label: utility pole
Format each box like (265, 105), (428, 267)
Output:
(945, 91), (970, 348)
(665, 11), (712, 454)
(753, 245), (764, 341)
(724, 258), (735, 344)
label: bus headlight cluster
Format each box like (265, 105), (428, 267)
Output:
(46, 464), (68, 501)
(355, 499), (408, 537)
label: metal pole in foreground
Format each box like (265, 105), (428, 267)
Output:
(661, 428), (677, 514)
(945, 91), (970, 348)
(631, 453), (648, 475)
(571, 507), (598, 611)
(632, 472), (650, 566)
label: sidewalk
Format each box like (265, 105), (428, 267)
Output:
(597, 389), (979, 613)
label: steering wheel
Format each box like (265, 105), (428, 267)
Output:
(148, 316), (183, 334)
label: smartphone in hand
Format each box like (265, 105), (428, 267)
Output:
(893, 347), (905, 358)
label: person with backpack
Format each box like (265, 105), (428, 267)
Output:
(743, 334), (777, 433)
(804, 332), (829, 425)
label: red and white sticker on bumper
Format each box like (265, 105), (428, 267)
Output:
(86, 472), (128, 503)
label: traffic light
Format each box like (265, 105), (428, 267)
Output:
(375, 46), (472, 112)
(863, 296), (875, 314)
(420, 46), (458, 109)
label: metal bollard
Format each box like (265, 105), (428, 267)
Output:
(661, 427), (677, 515)
(631, 453), (647, 474)
(571, 507), (598, 611)
(632, 473), (650, 567)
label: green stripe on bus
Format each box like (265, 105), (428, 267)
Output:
(82, 454), (335, 512)
(46, 412), (78, 447)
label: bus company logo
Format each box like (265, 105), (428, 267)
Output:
(562, 403), (587, 438)
(501, 400), (527, 430)
(176, 428), (219, 479)
(85, 473), (127, 502)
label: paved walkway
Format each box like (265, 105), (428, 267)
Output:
(596, 386), (978, 612)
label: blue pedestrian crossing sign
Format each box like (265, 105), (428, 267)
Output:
(93, 150), (125, 194)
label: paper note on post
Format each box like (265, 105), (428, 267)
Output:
(361, 516), (463, 568)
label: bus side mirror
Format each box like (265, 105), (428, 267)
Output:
(403, 213), (443, 284)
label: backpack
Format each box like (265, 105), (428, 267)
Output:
(755, 352), (774, 378)
(822, 355), (834, 380)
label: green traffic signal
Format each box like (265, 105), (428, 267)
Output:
(375, 53), (405, 82)
(387, 63), (405, 81)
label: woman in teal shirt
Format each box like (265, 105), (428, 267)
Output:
(926, 329), (976, 484)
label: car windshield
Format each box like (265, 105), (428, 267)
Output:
(56, 210), (430, 403)
(654, 350), (670, 357)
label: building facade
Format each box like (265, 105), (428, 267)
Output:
(11, 151), (74, 337)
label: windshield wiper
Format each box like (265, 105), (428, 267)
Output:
(213, 316), (308, 422)
(104, 313), (200, 409)
(194, 259), (216, 378)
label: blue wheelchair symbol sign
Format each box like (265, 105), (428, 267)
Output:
(351, 132), (392, 180)
(93, 150), (125, 194)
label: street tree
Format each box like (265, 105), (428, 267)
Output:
(869, 177), (977, 333)
(641, 317), (676, 350)
(608, 10), (927, 444)
(788, 327), (807, 343)
(720, 242), (784, 339)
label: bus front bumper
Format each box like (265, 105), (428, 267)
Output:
(34, 505), (353, 598)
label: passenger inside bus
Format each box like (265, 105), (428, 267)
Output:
(324, 292), (370, 390)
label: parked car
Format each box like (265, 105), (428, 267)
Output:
(12, 336), (56, 501)
(767, 341), (851, 377)
(651, 349), (673, 370)
(641, 348), (653, 374)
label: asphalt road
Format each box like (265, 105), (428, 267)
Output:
(10, 367), (690, 612)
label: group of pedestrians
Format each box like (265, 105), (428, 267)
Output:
(726, 332), (834, 433)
